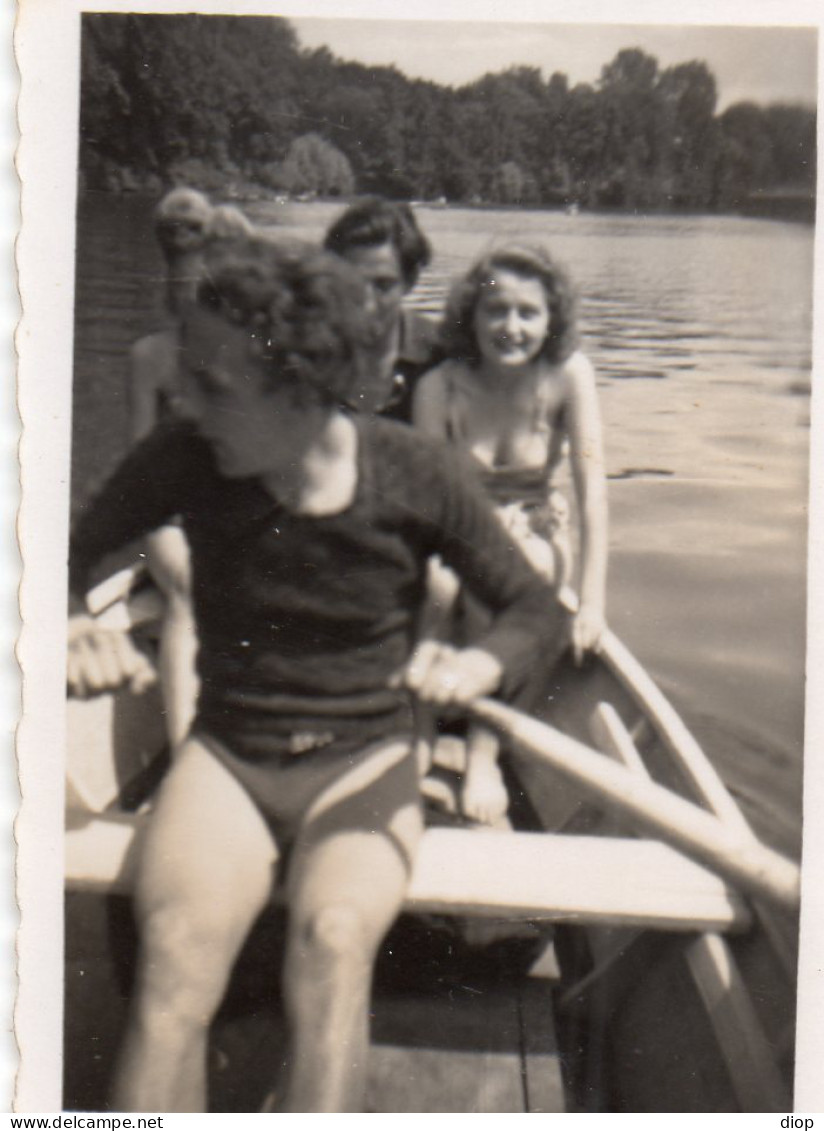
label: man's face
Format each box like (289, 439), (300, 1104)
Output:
(340, 241), (407, 345)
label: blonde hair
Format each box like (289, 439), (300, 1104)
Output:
(153, 187), (214, 260)
(154, 189), (255, 314)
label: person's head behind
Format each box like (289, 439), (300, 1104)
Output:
(183, 234), (370, 412)
(154, 187), (214, 261)
(324, 197), (431, 343)
(324, 196), (431, 289)
(178, 236), (372, 477)
(155, 190), (257, 315)
(441, 244), (579, 369)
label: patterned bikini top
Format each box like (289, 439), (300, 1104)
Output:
(437, 361), (568, 509)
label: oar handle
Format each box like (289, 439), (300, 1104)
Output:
(468, 697), (800, 912)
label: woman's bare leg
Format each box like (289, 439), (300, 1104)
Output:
(462, 722), (509, 826)
(281, 801), (422, 1112)
(112, 738), (277, 1112)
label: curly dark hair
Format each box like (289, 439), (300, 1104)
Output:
(323, 196), (432, 288)
(193, 235), (371, 408)
(440, 244), (579, 367)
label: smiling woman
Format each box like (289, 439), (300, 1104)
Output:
(472, 272), (551, 370)
(66, 233), (569, 1113)
(413, 242), (607, 822)
(415, 242), (607, 655)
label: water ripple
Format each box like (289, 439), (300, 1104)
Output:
(72, 196), (812, 817)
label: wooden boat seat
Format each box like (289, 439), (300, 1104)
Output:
(65, 813), (751, 933)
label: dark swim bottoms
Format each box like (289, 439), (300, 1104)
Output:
(194, 728), (421, 878)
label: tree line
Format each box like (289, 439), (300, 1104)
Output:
(80, 13), (816, 215)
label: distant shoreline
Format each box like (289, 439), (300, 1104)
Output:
(78, 186), (816, 226)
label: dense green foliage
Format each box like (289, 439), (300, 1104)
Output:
(80, 13), (816, 213)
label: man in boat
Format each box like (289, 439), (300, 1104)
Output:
(66, 233), (569, 1112)
(323, 195), (441, 421)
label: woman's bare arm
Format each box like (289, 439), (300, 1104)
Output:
(564, 351), (609, 660)
(128, 330), (178, 444)
(411, 364), (451, 438)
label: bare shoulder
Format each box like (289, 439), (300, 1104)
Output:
(129, 329), (180, 399)
(555, 350), (596, 407)
(414, 359), (456, 409)
(417, 358), (457, 391)
(130, 328), (178, 367)
(561, 349), (596, 387)
(423, 357), (482, 400)
(413, 360), (473, 433)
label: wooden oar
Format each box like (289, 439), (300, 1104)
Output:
(467, 697), (800, 912)
(595, 625), (800, 975)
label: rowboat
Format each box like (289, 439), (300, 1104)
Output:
(64, 576), (800, 1112)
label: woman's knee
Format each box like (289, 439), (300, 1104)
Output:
(134, 900), (239, 1021)
(293, 902), (374, 969)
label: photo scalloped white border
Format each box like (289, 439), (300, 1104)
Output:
(12, 0), (824, 1118)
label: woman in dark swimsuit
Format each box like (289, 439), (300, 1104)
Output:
(67, 234), (568, 1112)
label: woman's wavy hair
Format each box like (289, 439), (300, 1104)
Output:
(193, 235), (371, 408)
(440, 244), (579, 367)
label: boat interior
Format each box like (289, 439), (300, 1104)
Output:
(63, 600), (799, 1112)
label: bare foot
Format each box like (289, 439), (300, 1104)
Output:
(461, 756), (508, 826)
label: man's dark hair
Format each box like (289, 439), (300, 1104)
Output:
(323, 196), (432, 289)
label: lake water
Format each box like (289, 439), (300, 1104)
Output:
(72, 194), (813, 855)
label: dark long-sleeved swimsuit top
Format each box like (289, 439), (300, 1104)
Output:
(70, 415), (568, 760)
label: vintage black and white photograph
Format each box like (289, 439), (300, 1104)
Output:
(15, 0), (822, 1115)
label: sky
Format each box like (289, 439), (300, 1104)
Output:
(290, 18), (817, 111)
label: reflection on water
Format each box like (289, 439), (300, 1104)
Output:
(73, 194), (812, 854)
